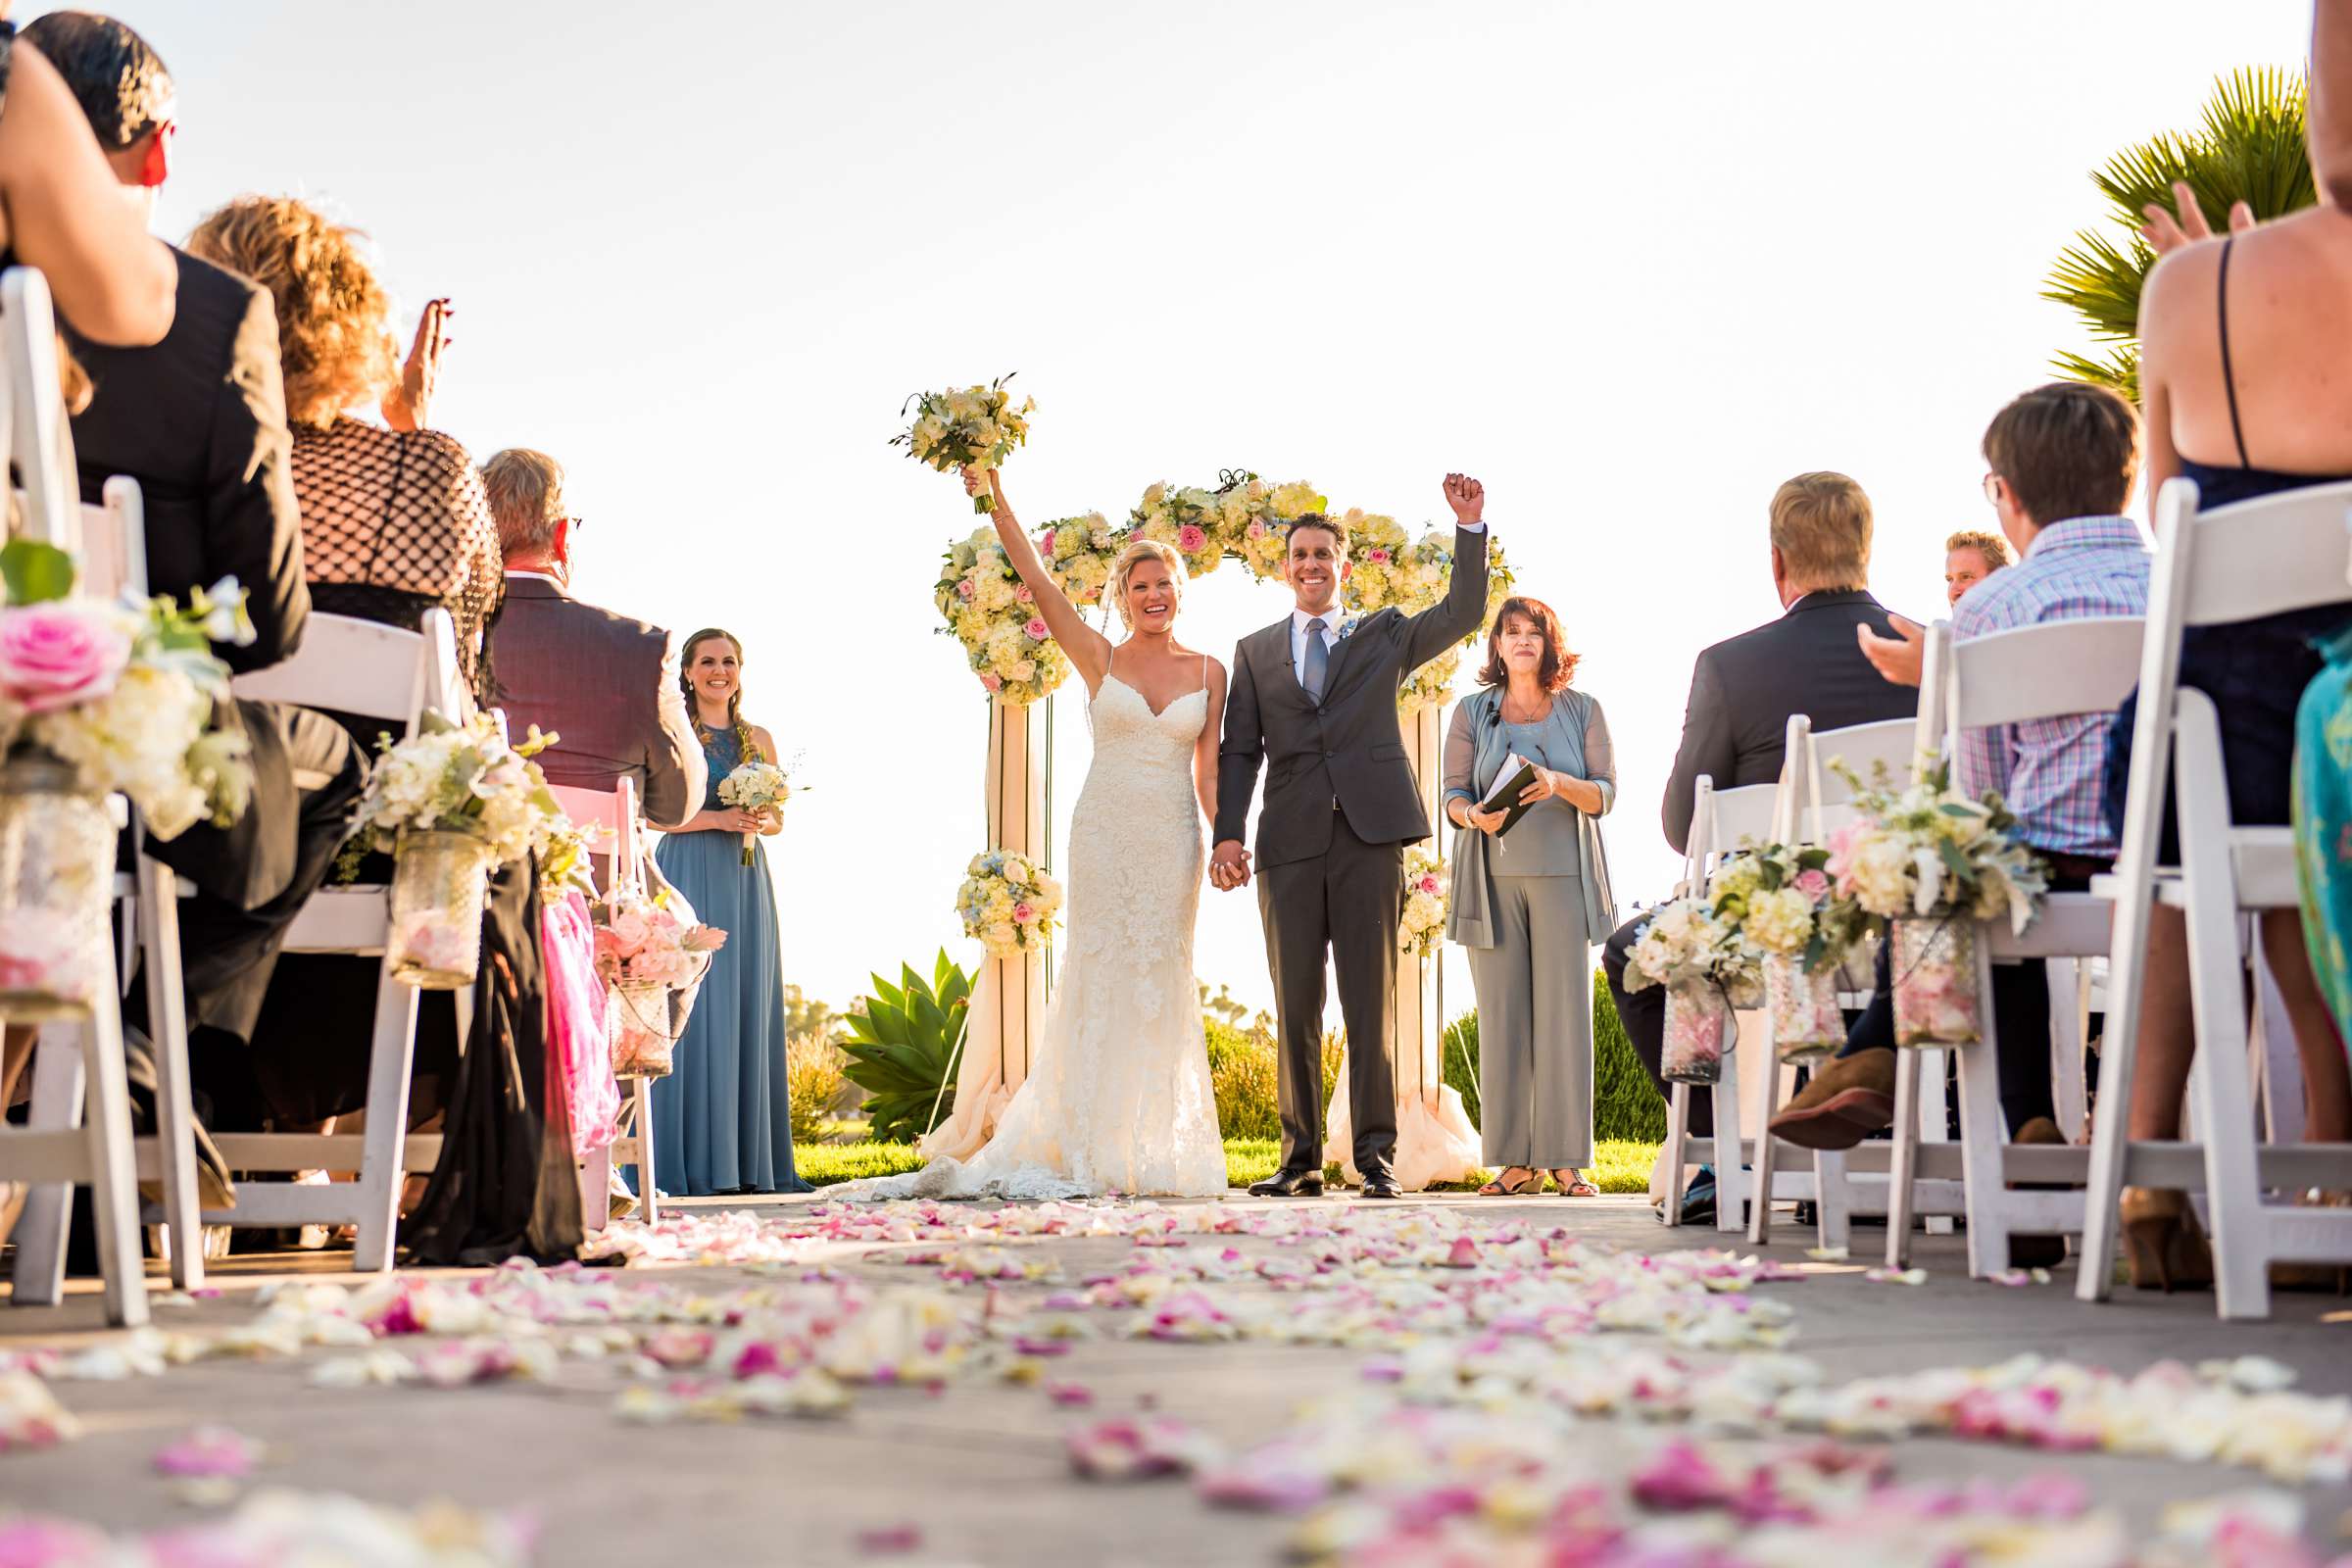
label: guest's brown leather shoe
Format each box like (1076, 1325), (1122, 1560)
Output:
(1766, 1049), (1896, 1151)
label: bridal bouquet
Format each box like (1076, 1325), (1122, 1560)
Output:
(891, 374), (1034, 514)
(1398, 846), (1448, 958)
(1622, 895), (1761, 1084)
(717, 756), (793, 866)
(936, 529), (1070, 707)
(0, 551), (257, 839)
(1039, 512), (1129, 609)
(956, 850), (1062, 959)
(1826, 760), (2050, 1047)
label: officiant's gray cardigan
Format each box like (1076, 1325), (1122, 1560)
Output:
(1442, 685), (1618, 946)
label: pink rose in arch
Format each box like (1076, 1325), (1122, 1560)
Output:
(1012, 902), (1036, 923)
(1176, 525), (1206, 553)
(1015, 583), (1034, 603)
(0, 602), (129, 713)
(980, 672), (1004, 692)
(956, 579), (975, 600)
(1025, 617), (1051, 641)
(1247, 520), (1267, 539)
(1367, 549), (1390, 564)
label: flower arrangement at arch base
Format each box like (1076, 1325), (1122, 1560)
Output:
(1824, 760), (2049, 1048)
(956, 851), (1063, 960)
(0, 542), (256, 1018)
(1398, 847), (1448, 958)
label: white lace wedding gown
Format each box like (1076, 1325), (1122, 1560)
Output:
(832, 674), (1229, 1201)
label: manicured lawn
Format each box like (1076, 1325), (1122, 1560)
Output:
(798, 1137), (1660, 1195)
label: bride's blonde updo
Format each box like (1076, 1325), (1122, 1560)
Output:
(1111, 538), (1187, 631)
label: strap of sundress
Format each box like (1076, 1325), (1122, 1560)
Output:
(2219, 236), (2252, 467)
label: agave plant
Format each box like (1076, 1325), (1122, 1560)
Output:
(2045, 68), (2312, 401)
(837, 950), (972, 1145)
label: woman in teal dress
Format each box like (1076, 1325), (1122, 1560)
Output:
(2296, 626), (2352, 1068)
(650, 628), (810, 1197)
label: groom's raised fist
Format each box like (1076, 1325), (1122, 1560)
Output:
(1210, 840), (1251, 891)
(1443, 473), (1484, 525)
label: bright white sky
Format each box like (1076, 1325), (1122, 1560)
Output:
(90, 0), (2309, 1019)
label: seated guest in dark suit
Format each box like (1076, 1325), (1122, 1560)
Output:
(479, 448), (704, 837)
(1598, 471), (1917, 1222)
(29, 10), (367, 1167)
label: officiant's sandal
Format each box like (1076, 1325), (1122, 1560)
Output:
(1478, 1167), (1542, 1196)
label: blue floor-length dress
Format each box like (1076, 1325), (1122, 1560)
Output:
(648, 726), (811, 1197)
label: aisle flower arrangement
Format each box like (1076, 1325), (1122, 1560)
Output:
(352, 712), (564, 987)
(1039, 511), (1128, 609)
(1709, 843), (1871, 1057)
(1620, 895), (1760, 1083)
(1398, 847), (1448, 958)
(1826, 761), (2049, 1047)
(0, 549), (255, 1016)
(956, 850), (1063, 958)
(595, 890), (727, 1076)
(890, 374), (1033, 514)
(935, 528), (1070, 706)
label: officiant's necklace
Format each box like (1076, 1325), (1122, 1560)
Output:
(1500, 689), (1553, 724)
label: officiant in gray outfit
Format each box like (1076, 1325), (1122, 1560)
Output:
(1212, 475), (1492, 1199)
(1443, 597), (1615, 1198)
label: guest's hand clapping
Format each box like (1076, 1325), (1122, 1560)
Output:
(382, 298), (453, 432)
(1443, 473), (1484, 525)
(2141, 180), (2254, 256)
(1855, 614), (1927, 689)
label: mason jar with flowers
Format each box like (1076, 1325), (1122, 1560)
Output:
(1825, 760), (2049, 1048)
(1706, 843), (1870, 1057)
(352, 712), (564, 989)
(0, 545), (254, 1018)
(594, 892), (727, 1076)
(1620, 895), (1760, 1084)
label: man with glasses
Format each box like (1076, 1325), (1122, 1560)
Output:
(481, 448), (704, 835)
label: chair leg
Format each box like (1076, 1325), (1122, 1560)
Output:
(579, 1145), (611, 1235)
(81, 994), (149, 1328)
(350, 958), (421, 1273)
(9, 1029), (83, 1307)
(1886, 1047), (1923, 1268)
(1918, 1048), (1955, 1235)
(2047, 958), (2088, 1145)
(1662, 1082), (1690, 1226)
(1813, 1147), (1851, 1251)
(2182, 909), (2272, 1319)
(633, 1077), (660, 1225)
(136, 858), (202, 1290)
(1748, 1051), (1785, 1247)
(1709, 1047), (1744, 1235)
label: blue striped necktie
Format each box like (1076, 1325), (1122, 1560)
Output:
(1301, 617), (1329, 700)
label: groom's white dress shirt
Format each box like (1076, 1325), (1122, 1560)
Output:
(1286, 520), (1486, 690)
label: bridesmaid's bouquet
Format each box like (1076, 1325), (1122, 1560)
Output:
(956, 850), (1063, 959)
(891, 374), (1034, 514)
(717, 757), (793, 866)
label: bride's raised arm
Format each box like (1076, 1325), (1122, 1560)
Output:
(964, 466), (1113, 691)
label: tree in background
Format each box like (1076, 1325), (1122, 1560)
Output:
(2044, 68), (2310, 402)
(785, 983), (840, 1042)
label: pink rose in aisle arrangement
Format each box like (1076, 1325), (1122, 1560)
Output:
(0, 602), (129, 713)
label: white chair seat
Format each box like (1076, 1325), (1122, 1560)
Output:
(1986, 892), (2112, 960)
(281, 886), (393, 952)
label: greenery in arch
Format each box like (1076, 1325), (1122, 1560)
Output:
(2044, 68), (2312, 402)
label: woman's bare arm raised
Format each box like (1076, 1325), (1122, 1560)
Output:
(963, 466), (1112, 692)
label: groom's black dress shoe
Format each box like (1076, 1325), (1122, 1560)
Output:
(1357, 1173), (1402, 1200)
(1248, 1167), (1324, 1199)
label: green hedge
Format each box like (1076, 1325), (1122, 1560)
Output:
(1441, 970), (1665, 1143)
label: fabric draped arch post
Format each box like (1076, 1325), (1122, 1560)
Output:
(922, 695), (1051, 1159)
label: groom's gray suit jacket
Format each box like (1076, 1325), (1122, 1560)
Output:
(1213, 525), (1493, 863)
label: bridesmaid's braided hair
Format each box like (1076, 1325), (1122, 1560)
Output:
(680, 627), (758, 761)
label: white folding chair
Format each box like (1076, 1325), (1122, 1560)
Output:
(172, 611), (463, 1271)
(1873, 615), (2144, 1276)
(1656, 774), (1785, 1235)
(545, 778), (657, 1228)
(2080, 476), (2352, 1317)
(0, 269), (151, 1323)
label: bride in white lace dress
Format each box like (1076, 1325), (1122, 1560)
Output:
(831, 467), (1230, 1200)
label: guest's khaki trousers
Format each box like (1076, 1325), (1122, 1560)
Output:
(1467, 874), (1593, 1168)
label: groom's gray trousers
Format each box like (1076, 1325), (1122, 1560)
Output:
(1257, 809), (1399, 1176)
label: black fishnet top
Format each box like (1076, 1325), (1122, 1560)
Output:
(291, 418), (503, 701)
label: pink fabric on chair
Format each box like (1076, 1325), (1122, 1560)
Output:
(543, 889), (621, 1159)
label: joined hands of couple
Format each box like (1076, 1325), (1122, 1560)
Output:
(1206, 472), (1487, 892)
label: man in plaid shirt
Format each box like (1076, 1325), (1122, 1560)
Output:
(1768, 385), (2148, 1266)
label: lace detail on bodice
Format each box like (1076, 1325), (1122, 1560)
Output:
(831, 674), (1226, 1201)
(697, 725), (743, 809)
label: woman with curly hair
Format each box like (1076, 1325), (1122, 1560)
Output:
(650, 628), (809, 1198)
(184, 195), (502, 704)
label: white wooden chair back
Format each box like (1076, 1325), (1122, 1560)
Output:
(232, 611), (456, 733)
(2, 268), (80, 550)
(1929, 615), (2147, 737)
(549, 777), (641, 895)
(1794, 716), (1921, 841)
(78, 477), (147, 602)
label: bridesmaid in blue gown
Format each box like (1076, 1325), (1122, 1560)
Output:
(649, 628), (811, 1197)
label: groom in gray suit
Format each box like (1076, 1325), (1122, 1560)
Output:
(1212, 475), (1492, 1198)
